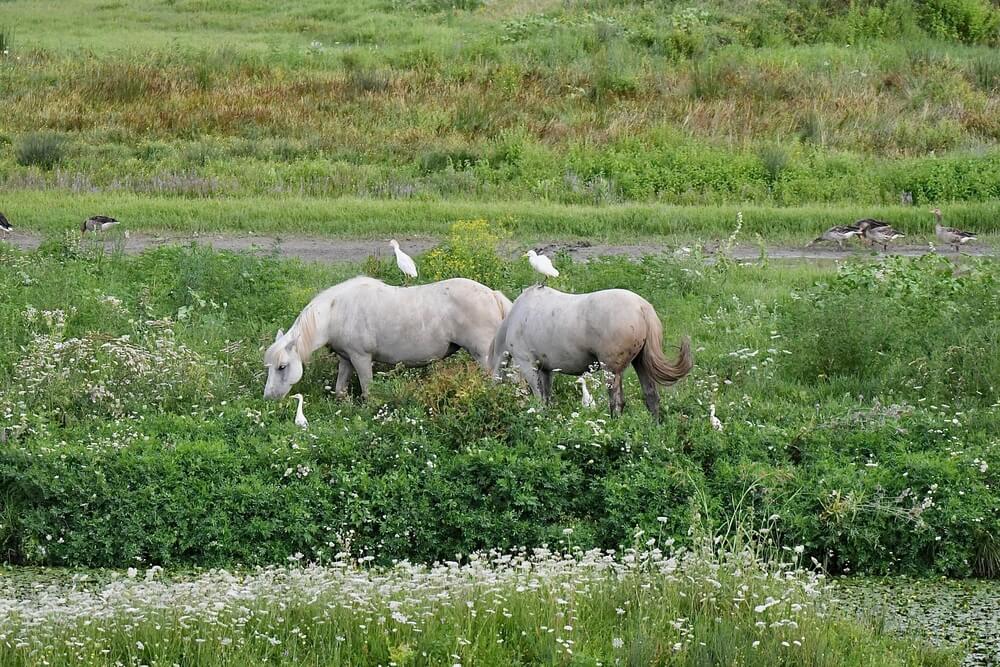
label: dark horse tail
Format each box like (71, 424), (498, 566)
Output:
(640, 305), (693, 386)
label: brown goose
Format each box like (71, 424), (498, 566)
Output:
(931, 208), (976, 252)
(810, 224), (861, 249)
(863, 224), (905, 252)
(0, 211), (11, 239)
(851, 218), (887, 246)
(81, 215), (120, 234)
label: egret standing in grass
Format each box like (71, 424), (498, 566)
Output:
(81, 215), (120, 234)
(390, 239), (418, 284)
(576, 376), (595, 408)
(291, 393), (309, 430)
(0, 212), (12, 240)
(525, 250), (559, 285)
(709, 403), (724, 432)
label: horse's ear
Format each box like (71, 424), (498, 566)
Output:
(275, 329), (284, 342)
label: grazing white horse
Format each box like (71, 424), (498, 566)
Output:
(490, 285), (692, 419)
(264, 277), (511, 401)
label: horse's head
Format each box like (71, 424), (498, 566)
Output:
(263, 329), (304, 400)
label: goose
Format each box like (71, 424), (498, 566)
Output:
(0, 212), (11, 239)
(525, 250), (559, 284)
(389, 239), (418, 283)
(853, 218), (889, 246)
(931, 208), (976, 252)
(810, 225), (861, 249)
(863, 224), (905, 252)
(291, 393), (309, 430)
(576, 376), (595, 408)
(81, 215), (120, 234)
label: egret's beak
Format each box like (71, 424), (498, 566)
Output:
(522, 251), (530, 257)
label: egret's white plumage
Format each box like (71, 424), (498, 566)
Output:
(709, 404), (723, 432)
(292, 393), (309, 430)
(576, 376), (595, 408)
(390, 239), (418, 280)
(524, 250), (559, 283)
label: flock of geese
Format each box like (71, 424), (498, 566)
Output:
(811, 207), (976, 252)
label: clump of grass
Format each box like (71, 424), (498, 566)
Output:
(969, 55), (1000, 92)
(15, 132), (66, 170)
(343, 68), (393, 97)
(0, 25), (11, 54)
(758, 144), (789, 187)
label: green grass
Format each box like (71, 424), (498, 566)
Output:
(1, 232), (997, 576)
(2, 191), (1000, 244)
(1, 0), (1000, 211)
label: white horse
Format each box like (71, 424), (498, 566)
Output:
(264, 277), (512, 400)
(490, 285), (692, 419)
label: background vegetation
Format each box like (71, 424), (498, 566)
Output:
(1, 228), (997, 577)
(1, 0), (1000, 238)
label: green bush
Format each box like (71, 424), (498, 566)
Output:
(15, 132), (66, 170)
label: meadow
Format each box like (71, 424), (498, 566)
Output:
(2, 0), (1000, 239)
(2, 0), (1000, 663)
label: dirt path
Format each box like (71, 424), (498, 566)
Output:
(7, 232), (996, 263)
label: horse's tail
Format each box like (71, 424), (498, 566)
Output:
(491, 290), (512, 321)
(639, 305), (693, 386)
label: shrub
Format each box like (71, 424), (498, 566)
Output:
(15, 132), (66, 170)
(422, 219), (510, 288)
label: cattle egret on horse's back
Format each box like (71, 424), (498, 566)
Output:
(525, 250), (559, 284)
(577, 376), (595, 408)
(292, 393), (308, 429)
(390, 239), (418, 283)
(82, 215), (120, 234)
(0, 211), (12, 239)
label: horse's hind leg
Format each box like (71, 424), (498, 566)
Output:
(607, 369), (625, 417)
(335, 355), (355, 399)
(632, 358), (661, 421)
(349, 353), (374, 401)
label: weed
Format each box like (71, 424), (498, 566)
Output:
(15, 132), (66, 171)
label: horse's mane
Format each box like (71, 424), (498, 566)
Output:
(287, 277), (385, 362)
(289, 303), (320, 362)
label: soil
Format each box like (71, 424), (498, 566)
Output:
(6, 232), (995, 264)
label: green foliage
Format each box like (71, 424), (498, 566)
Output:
(421, 218), (509, 288)
(781, 254), (1000, 401)
(15, 132), (66, 171)
(1, 244), (998, 577)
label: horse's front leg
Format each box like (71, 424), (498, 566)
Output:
(335, 355), (355, 399)
(349, 353), (374, 401)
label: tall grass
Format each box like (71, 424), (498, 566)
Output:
(0, 543), (959, 666)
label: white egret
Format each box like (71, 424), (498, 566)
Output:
(389, 239), (418, 283)
(81, 215), (120, 234)
(709, 404), (724, 432)
(0, 211), (12, 239)
(524, 250), (559, 284)
(292, 393), (309, 430)
(576, 376), (595, 408)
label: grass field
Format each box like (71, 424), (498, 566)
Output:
(2, 0), (1000, 233)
